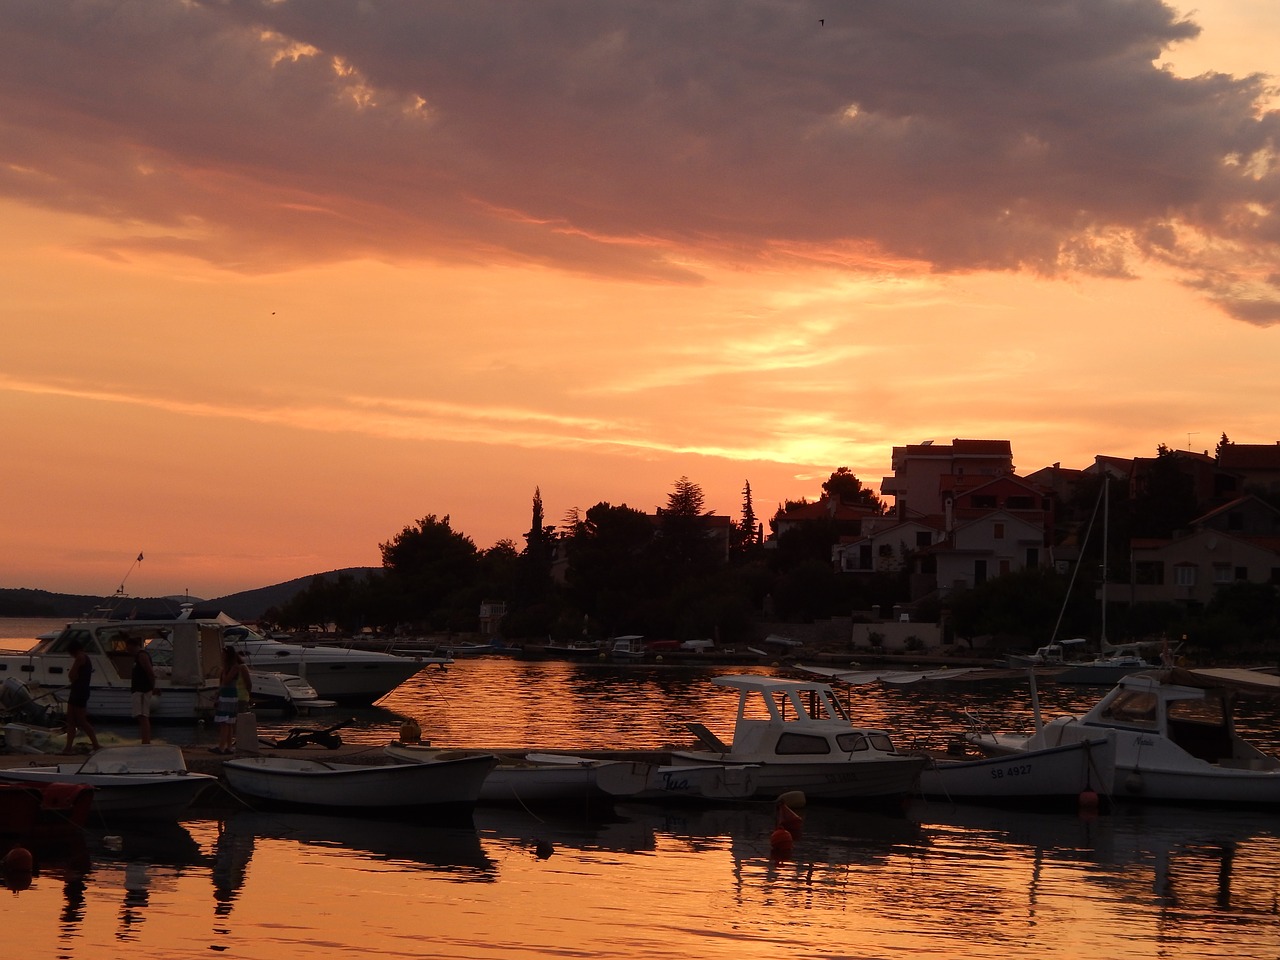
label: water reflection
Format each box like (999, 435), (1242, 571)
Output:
(221, 810), (495, 880)
(211, 819), (253, 918)
(0, 800), (1277, 960)
(474, 806), (656, 856)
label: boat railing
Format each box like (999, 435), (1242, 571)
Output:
(959, 709), (1007, 743)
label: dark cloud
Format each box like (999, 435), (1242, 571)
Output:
(0, 0), (1276, 320)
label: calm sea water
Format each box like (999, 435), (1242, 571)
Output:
(5, 618), (1280, 959)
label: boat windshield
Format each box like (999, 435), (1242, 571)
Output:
(1098, 689), (1158, 728)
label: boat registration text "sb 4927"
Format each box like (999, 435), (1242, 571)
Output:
(990, 763), (1033, 779)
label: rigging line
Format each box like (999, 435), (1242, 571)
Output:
(1049, 479), (1106, 645)
(114, 551), (145, 596)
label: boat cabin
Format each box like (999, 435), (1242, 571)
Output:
(710, 675), (901, 760)
(0, 620), (223, 691)
(1083, 670), (1280, 768)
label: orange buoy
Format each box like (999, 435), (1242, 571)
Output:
(770, 827), (794, 851)
(1078, 788), (1100, 811)
(776, 802), (803, 830)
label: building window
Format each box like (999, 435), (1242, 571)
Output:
(1174, 565), (1197, 587)
(1213, 563), (1232, 584)
(999, 559), (1011, 576)
(972, 495), (997, 508)
(915, 531), (932, 547)
(1026, 547), (1039, 568)
(1135, 561), (1164, 585)
(974, 559), (987, 585)
(993, 522), (1005, 540)
(1006, 496), (1034, 509)
(1235, 566), (1248, 581)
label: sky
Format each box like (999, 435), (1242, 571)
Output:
(2, 0), (1278, 599)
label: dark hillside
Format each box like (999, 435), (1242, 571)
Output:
(0, 567), (378, 623)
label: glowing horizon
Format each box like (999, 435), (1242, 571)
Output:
(1, 1), (1277, 597)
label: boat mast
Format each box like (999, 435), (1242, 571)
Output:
(1100, 478), (1108, 648)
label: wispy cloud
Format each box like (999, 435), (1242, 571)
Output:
(0, 373), (836, 464)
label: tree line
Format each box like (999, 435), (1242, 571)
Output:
(268, 472), (901, 645)
(267, 455), (1280, 661)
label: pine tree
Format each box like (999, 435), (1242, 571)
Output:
(740, 480), (758, 544)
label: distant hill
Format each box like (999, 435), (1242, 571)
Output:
(0, 568), (379, 622)
(209, 568), (379, 621)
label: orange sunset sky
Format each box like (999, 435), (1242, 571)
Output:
(2, 0), (1278, 598)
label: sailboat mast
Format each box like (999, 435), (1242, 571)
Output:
(1100, 478), (1108, 646)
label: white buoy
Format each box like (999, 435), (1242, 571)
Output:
(776, 790), (807, 809)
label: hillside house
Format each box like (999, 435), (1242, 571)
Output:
(880, 438), (1015, 519)
(1129, 495), (1280, 607)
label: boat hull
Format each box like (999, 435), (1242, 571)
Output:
(594, 761), (760, 801)
(71, 686), (217, 721)
(0, 767), (214, 820)
(918, 737), (1116, 803)
(386, 744), (611, 803)
(223, 754), (498, 812)
(668, 752), (925, 800)
(1110, 762), (1280, 805)
(232, 653), (427, 703)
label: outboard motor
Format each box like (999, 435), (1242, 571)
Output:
(0, 676), (56, 726)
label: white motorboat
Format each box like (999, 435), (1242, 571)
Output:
(607, 635), (648, 660)
(0, 744), (217, 820)
(0, 618), (226, 720)
(248, 671), (336, 714)
(0, 612), (373, 719)
(1005, 637), (1086, 668)
(965, 667), (1280, 806)
(216, 614), (450, 703)
(793, 663), (1116, 804)
(385, 742), (615, 804)
(222, 752), (498, 813)
(666, 675), (926, 801)
(1053, 643), (1160, 685)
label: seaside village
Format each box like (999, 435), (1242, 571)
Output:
(526, 436), (1280, 657)
(2, 433), (1280, 839)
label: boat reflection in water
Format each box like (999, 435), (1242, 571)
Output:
(219, 810), (496, 880)
(4, 653), (1280, 960)
(2, 795), (1279, 960)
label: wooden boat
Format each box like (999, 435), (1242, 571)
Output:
(0, 745), (216, 820)
(385, 743), (614, 804)
(794, 664), (1118, 805)
(534, 640), (604, 660)
(666, 675), (926, 801)
(222, 752), (498, 812)
(917, 736), (1116, 804)
(966, 668), (1280, 806)
(593, 760), (760, 802)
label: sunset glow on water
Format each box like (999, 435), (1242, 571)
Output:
(4, 647), (1280, 959)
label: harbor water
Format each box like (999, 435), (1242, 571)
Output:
(3, 618), (1280, 959)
